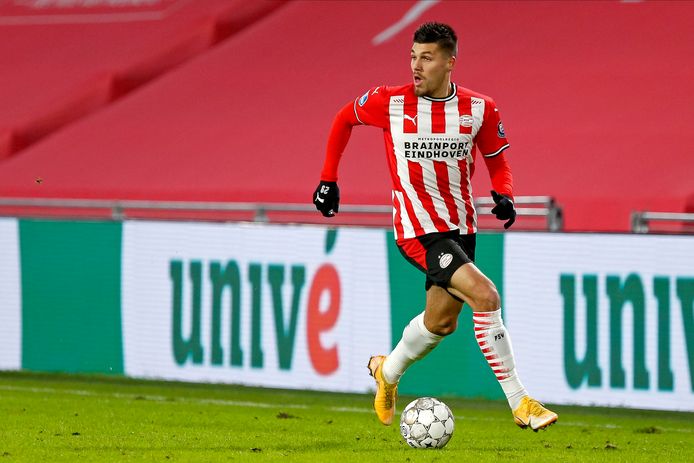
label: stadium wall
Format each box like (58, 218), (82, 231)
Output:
(0, 219), (692, 412)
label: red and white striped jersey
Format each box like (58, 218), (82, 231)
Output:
(352, 83), (510, 240)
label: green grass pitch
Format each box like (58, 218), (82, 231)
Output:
(0, 372), (692, 462)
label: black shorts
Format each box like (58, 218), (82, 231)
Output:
(397, 230), (476, 291)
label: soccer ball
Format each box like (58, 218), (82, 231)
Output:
(400, 397), (455, 449)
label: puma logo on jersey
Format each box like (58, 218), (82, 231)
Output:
(404, 114), (418, 125)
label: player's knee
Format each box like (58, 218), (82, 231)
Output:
(471, 282), (500, 311)
(426, 316), (458, 336)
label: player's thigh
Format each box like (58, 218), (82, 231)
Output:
(447, 262), (499, 310)
(423, 285), (463, 335)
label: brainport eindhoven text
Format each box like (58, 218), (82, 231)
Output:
(402, 141), (470, 159)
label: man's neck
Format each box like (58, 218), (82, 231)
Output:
(428, 81), (453, 99)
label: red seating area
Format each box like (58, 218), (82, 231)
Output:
(0, 0), (285, 158)
(0, 0), (692, 232)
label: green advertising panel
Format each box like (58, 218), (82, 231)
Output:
(19, 219), (123, 374)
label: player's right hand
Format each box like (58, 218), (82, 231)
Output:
(313, 181), (340, 217)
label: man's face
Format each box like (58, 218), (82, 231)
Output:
(411, 42), (455, 97)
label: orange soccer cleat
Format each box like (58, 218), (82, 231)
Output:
(512, 396), (558, 431)
(367, 355), (399, 426)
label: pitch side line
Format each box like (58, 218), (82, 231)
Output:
(0, 384), (308, 410)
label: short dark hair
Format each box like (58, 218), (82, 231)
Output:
(413, 22), (458, 57)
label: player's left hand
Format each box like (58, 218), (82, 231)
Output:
(491, 190), (516, 229)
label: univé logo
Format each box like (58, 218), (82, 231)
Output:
(561, 273), (694, 392)
(169, 230), (341, 375)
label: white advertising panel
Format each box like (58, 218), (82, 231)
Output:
(504, 233), (694, 411)
(0, 218), (21, 370)
(122, 221), (391, 393)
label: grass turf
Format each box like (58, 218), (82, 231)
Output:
(0, 372), (692, 462)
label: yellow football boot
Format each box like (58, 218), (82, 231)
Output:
(512, 396), (558, 431)
(367, 355), (398, 425)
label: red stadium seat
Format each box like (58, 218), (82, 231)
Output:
(0, 0), (691, 231)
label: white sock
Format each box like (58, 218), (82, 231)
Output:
(382, 312), (443, 384)
(473, 309), (528, 410)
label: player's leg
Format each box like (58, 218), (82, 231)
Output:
(369, 285), (461, 425)
(422, 284), (464, 335)
(446, 263), (558, 431)
(368, 235), (462, 426)
(381, 285), (462, 383)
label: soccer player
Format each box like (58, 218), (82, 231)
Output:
(312, 22), (557, 431)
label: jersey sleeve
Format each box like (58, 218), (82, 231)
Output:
(319, 86), (389, 182)
(475, 97), (510, 158)
(320, 102), (358, 182)
(483, 152), (514, 199)
(353, 86), (389, 129)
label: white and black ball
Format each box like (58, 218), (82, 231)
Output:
(400, 397), (455, 449)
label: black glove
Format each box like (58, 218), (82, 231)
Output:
(491, 190), (516, 229)
(313, 181), (340, 217)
